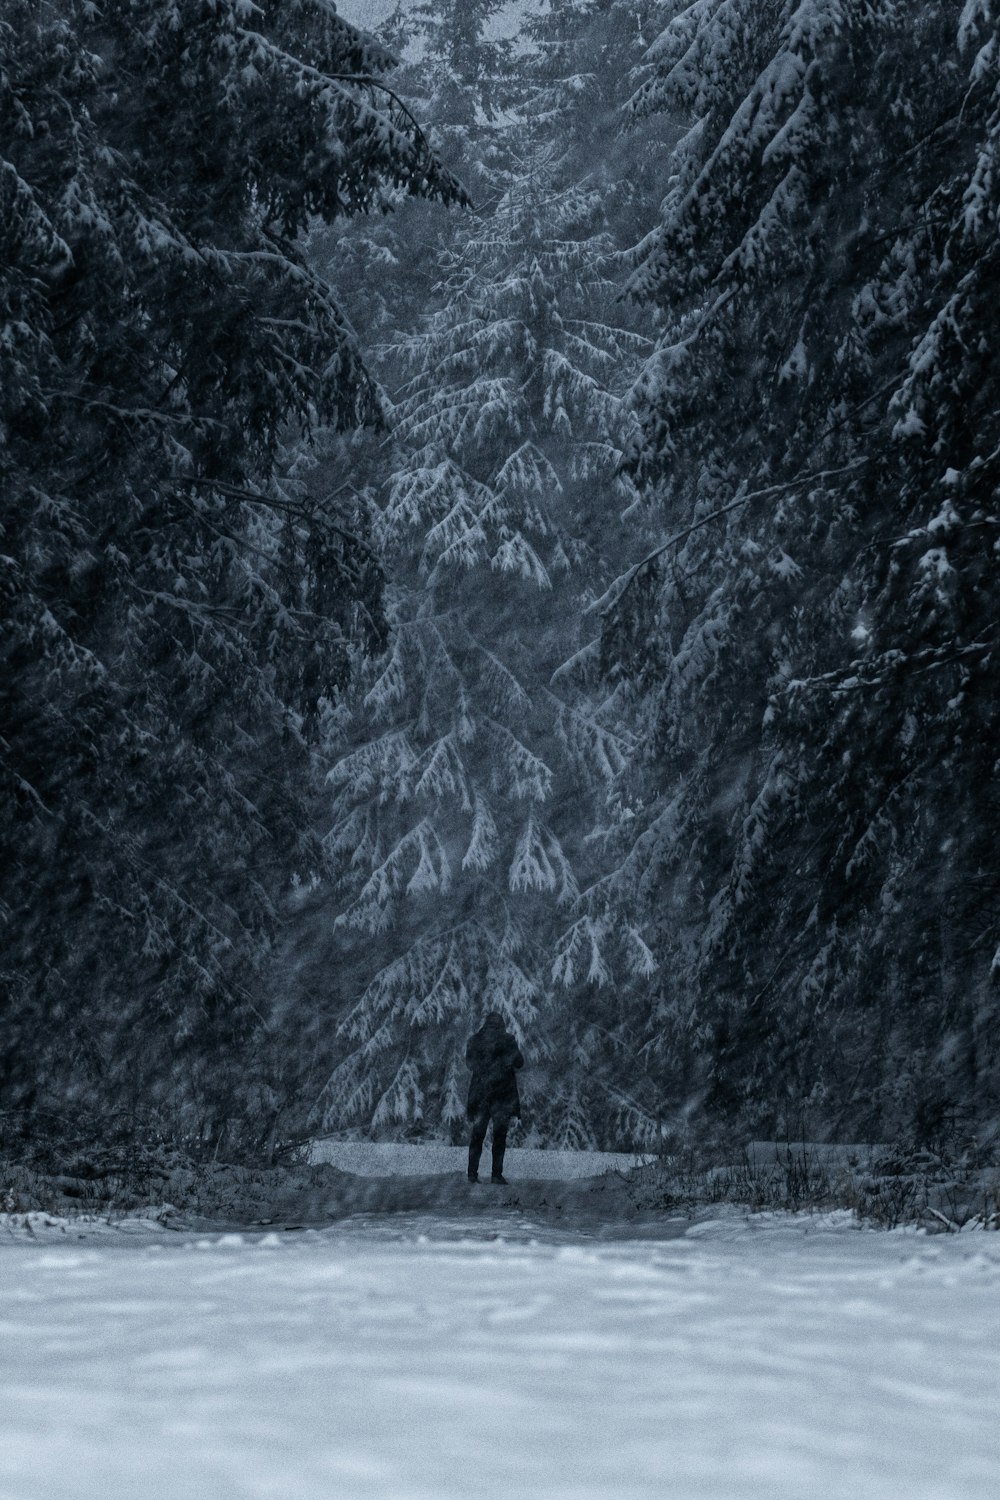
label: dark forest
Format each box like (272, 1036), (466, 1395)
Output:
(4, 0), (1000, 1165)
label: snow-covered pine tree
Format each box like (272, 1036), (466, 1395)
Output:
(0, 0), (461, 1149)
(598, 0), (1000, 1142)
(523, 1), (686, 1147)
(300, 1), (662, 1147)
(411, 0), (517, 132)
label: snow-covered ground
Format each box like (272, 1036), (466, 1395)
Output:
(2, 1210), (998, 1499)
(308, 1138), (653, 1177)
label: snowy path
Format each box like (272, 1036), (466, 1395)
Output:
(307, 1138), (653, 1177)
(2, 1211), (998, 1499)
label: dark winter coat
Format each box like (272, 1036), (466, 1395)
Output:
(465, 1019), (524, 1119)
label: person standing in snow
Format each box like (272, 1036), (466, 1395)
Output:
(465, 1013), (524, 1184)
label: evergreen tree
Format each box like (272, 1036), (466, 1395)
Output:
(0, 0), (461, 1149)
(411, 0), (516, 128)
(304, 0), (517, 371)
(300, 0), (662, 1147)
(599, 0), (1000, 1142)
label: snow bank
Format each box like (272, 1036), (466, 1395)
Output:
(1, 1207), (183, 1243)
(744, 1140), (887, 1167)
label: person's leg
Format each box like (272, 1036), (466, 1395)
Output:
(468, 1104), (490, 1180)
(490, 1105), (512, 1181)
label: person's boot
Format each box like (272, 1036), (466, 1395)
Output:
(490, 1173), (508, 1185)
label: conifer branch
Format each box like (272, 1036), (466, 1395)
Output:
(593, 460), (871, 617)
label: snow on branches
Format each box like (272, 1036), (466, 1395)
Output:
(0, 0), (461, 1139)
(599, 0), (1000, 1138)
(305, 0), (664, 1147)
